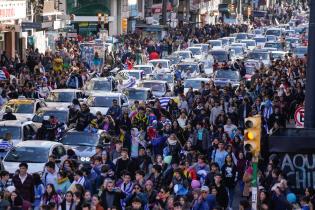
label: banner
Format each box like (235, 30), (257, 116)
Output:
(280, 153), (315, 191)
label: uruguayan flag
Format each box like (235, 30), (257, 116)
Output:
(159, 97), (171, 108)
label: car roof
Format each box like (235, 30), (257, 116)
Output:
(89, 92), (123, 97)
(15, 140), (62, 148)
(7, 99), (36, 104)
(141, 80), (167, 84)
(185, 78), (210, 81)
(134, 65), (153, 67)
(126, 87), (151, 91)
(149, 59), (169, 62)
(177, 62), (199, 65)
(37, 107), (69, 112)
(0, 120), (33, 126)
(174, 50), (191, 53)
(187, 46), (202, 49)
(120, 70), (143, 73)
(50, 89), (82, 93)
(90, 77), (111, 81)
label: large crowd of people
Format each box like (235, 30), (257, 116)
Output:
(0, 3), (311, 210)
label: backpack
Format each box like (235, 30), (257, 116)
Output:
(67, 76), (77, 88)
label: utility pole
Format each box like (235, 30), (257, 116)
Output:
(305, 0), (315, 128)
(162, 0), (167, 25)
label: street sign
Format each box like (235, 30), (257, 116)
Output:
(294, 106), (304, 128)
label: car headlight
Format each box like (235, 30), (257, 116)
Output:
(80, 157), (91, 162)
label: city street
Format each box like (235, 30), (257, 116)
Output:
(0, 0), (311, 209)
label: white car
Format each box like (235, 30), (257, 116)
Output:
(133, 64), (154, 75)
(240, 39), (257, 51)
(184, 78), (211, 94)
(208, 40), (223, 50)
(86, 92), (129, 115)
(253, 36), (267, 48)
(138, 80), (171, 97)
(84, 77), (114, 96)
(193, 44), (210, 54)
(118, 70), (144, 87)
(0, 120), (37, 146)
(270, 51), (288, 60)
(3, 140), (67, 174)
(148, 59), (172, 72)
(46, 89), (84, 108)
(172, 51), (194, 62)
(187, 47), (204, 60)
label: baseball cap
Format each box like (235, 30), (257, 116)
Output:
(201, 186), (209, 192)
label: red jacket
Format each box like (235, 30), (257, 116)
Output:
(149, 51), (160, 60)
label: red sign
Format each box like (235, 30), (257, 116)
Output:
(294, 106), (304, 128)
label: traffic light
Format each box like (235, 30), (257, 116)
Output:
(244, 115), (261, 158)
(121, 18), (128, 33)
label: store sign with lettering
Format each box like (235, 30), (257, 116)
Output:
(0, 1), (26, 21)
(281, 153), (315, 191)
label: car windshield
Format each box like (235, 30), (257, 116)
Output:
(142, 83), (165, 92)
(33, 110), (68, 123)
(236, 34), (247, 40)
(176, 64), (199, 72)
(176, 52), (191, 59)
(211, 51), (228, 62)
(216, 70), (239, 80)
(135, 67), (152, 75)
(127, 72), (141, 80)
(254, 37), (267, 43)
(0, 126), (21, 139)
(152, 74), (174, 83)
(220, 39), (229, 46)
(286, 38), (299, 44)
(188, 48), (202, 55)
(246, 67), (256, 74)
(87, 80), (112, 91)
(265, 42), (281, 49)
(7, 103), (34, 114)
(125, 89), (148, 100)
(61, 132), (99, 146)
(266, 30), (281, 36)
(248, 52), (269, 60)
(184, 80), (204, 89)
(231, 47), (243, 55)
(210, 41), (222, 47)
(47, 92), (75, 102)
(241, 41), (256, 47)
(87, 96), (118, 107)
(5, 147), (49, 163)
(271, 52), (285, 59)
(195, 45), (209, 53)
(149, 61), (168, 68)
(294, 47), (307, 54)
(266, 36), (276, 41)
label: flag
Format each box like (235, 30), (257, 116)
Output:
(159, 97), (171, 109)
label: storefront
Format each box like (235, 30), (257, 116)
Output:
(0, 0), (26, 59)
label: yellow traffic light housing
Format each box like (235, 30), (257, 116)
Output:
(122, 18), (128, 33)
(244, 115), (261, 157)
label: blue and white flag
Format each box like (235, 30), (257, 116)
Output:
(159, 97), (171, 109)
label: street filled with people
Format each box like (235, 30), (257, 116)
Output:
(0, 2), (311, 210)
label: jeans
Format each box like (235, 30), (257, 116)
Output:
(227, 187), (235, 208)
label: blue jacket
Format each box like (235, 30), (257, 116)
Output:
(193, 195), (216, 210)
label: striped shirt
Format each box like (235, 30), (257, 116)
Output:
(0, 140), (12, 151)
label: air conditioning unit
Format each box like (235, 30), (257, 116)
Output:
(0, 34), (4, 42)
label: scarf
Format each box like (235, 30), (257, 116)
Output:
(57, 177), (69, 185)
